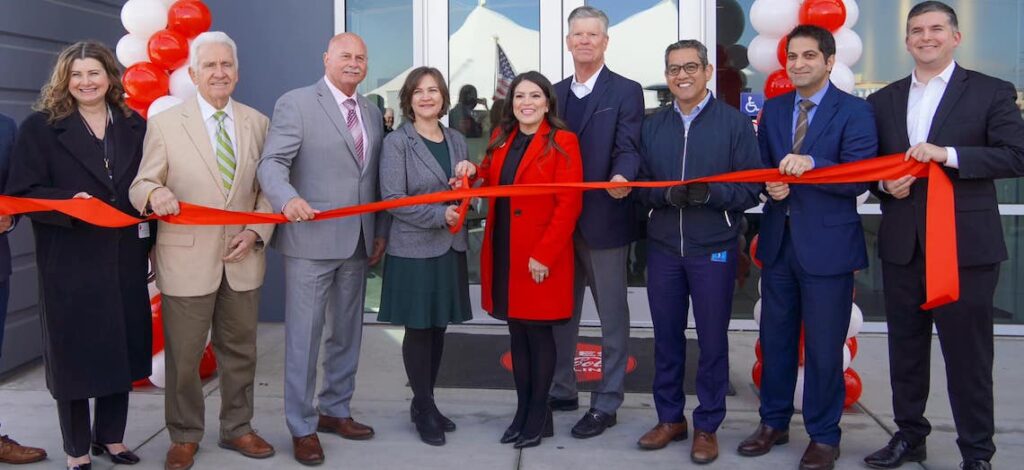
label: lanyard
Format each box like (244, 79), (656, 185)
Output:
(79, 105), (114, 181)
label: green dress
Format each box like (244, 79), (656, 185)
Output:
(377, 135), (472, 329)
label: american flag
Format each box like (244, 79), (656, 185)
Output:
(493, 43), (517, 101)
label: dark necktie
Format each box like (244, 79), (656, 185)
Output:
(793, 99), (816, 153)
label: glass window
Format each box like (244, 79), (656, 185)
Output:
(347, 0), (414, 312)
(586, 0), (679, 110)
(449, 0), (540, 283)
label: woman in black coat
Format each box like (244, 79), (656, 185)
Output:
(6, 41), (151, 470)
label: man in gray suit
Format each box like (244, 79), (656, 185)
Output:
(257, 32), (388, 466)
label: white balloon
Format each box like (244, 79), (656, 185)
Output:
(753, 299), (762, 326)
(830, 62), (856, 94)
(169, 66), (197, 99)
(161, 0), (180, 6)
(748, 34), (783, 75)
(843, 0), (860, 28)
(121, 0), (168, 38)
(148, 350), (166, 388)
(750, 0), (801, 37)
(115, 34), (149, 68)
(847, 303), (863, 339)
(843, 344), (852, 370)
(857, 190), (870, 206)
(793, 367), (805, 411)
(148, 95), (184, 118)
(757, 278), (762, 296)
(834, 27), (863, 67)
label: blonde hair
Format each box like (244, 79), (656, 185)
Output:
(34, 41), (131, 124)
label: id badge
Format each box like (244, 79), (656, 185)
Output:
(138, 222), (151, 239)
(711, 251), (728, 263)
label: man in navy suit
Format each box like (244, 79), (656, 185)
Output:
(736, 25), (877, 470)
(864, 3), (1024, 469)
(549, 6), (645, 439)
(0, 114), (47, 464)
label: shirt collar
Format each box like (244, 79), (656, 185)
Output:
(911, 60), (957, 88)
(197, 93), (234, 123)
(673, 89), (713, 118)
(796, 81), (830, 109)
(324, 75), (358, 106)
(571, 65), (605, 93)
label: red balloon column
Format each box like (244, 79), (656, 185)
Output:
(120, 0), (217, 388)
(799, 0), (847, 32)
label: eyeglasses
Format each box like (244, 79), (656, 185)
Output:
(666, 62), (703, 76)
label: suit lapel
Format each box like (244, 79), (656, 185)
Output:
(180, 98), (225, 198)
(775, 93), (796, 161)
(515, 119), (551, 181)
(798, 84), (840, 155)
(316, 79), (361, 167)
(927, 65), (968, 142)
(555, 79), (570, 120)
(226, 102), (250, 202)
(576, 68), (609, 134)
(111, 111), (141, 185)
(54, 115), (114, 191)
(403, 123), (448, 184)
(357, 94), (375, 174)
(890, 77), (912, 150)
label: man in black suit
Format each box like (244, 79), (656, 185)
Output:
(865, 3), (1024, 470)
(0, 114), (47, 465)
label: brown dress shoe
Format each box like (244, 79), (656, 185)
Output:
(0, 435), (47, 464)
(292, 434), (324, 466)
(165, 442), (198, 470)
(637, 422), (688, 450)
(218, 431), (275, 459)
(737, 423), (789, 457)
(317, 415), (375, 440)
(800, 441), (840, 470)
(691, 430), (719, 464)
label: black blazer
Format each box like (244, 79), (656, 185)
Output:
(0, 113), (15, 281)
(867, 64), (1024, 267)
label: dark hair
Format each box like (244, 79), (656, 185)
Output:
(907, 1), (958, 33)
(785, 24), (836, 61)
(486, 71), (570, 158)
(398, 66), (450, 122)
(35, 41), (131, 124)
(457, 84), (477, 107)
(664, 39), (710, 68)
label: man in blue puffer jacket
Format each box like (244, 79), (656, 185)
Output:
(633, 40), (762, 464)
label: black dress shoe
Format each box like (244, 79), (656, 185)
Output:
(411, 402), (456, 432)
(864, 437), (926, 468)
(500, 425), (521, 444)
(961, 460), (992, 470)
(571, 409), (616, 439)
(513, 412), (553, 449)
(413, 409), (446, 446)
(548, 397), (579, 412)
(91, 442), (140, 465)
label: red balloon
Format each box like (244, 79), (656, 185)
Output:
(199, 344), (218, 379)
(123, 62), (169, 105)
(846, 337), (859, 359)
(798, 327), (806, 366)
(843, 368), (863, 408)
(150, 294), (164, 353)
(148, 29), (190, 71)
(749, 234), (762, 269)
(755, 339), (763, 362)
(764, 69), (794, 99)
(125, 95), (151, 119)
(167, 0), (212, 40)
(752, 361), (763, 388)
(777, 36), (788, 68)
(799, 0), (847, 32)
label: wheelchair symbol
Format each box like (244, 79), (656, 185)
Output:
(744, 96), (761, 114)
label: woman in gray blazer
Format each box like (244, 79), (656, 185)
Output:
(378, 67), (471, 447)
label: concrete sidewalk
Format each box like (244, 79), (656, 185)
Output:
(1, 324), (1021, 469)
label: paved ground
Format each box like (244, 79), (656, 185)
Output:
(1, 323), (1021, 469)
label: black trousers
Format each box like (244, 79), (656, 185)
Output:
(508, 320), (555, 437)
(882, 245), (998, 462)
(56, 392), (129, 457)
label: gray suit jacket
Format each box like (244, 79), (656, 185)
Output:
(380, 122), (469, 258)
(258, 78), (389, 260)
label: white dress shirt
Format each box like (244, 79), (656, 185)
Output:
(907, 60), (959, 168)
(570, 65), (605, 99)
(197, 94), (237, 157)
(324, 75), (367, 153)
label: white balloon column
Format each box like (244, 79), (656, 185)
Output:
(747, 0), (864, 98)
(119, 0), (216, 388)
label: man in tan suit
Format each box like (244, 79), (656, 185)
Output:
(129, 32), (275, 470)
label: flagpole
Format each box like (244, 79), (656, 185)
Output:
(493, 36), (499, 103)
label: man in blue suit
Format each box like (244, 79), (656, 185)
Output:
(549, 6), (645, 439)
(736, 25), (877, 470)
(0, 114), (47, 464)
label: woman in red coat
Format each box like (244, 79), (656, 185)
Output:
(456, 71), (582, 448)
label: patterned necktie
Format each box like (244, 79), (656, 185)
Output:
(792, 99), (817, 154)
(213, 110), (235, 191)
(343, 98), (365, 165)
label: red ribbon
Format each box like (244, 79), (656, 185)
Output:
(0, 153), (957, 309)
